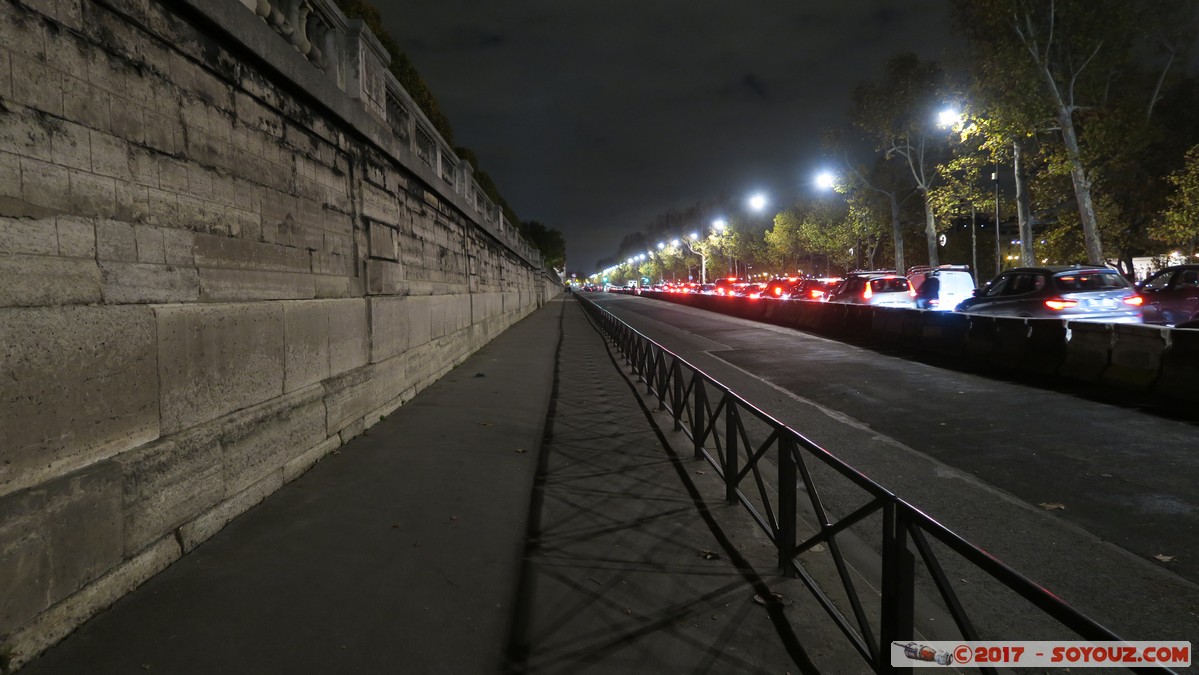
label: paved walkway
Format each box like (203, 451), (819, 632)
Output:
(20, 296), (857, 674)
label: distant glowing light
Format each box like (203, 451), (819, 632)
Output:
(748, 193), (767, 212)
(671, 238), (680, 247)
(690, 231), (699, 240)
(815, 171), (836, 190)
(937, 108), (963, 128)
(713, 219), (726, 231)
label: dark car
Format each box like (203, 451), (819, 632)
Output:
(955, 265), (1142, 323)
(764, 277), (800, 299)
(1137, 264), (1199, 326)
(826, 272), (913, 308)
(790, 277), (842, 302)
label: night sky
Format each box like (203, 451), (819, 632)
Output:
(374, 2), (961, 275)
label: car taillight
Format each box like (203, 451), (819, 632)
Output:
(1044, 298), (1078, 310)
(773, 287), (782, 296)
(863, 284), (873, 300)
(810, 290), (823, 299)
(908, 286), (917, 298)
(1123, 295), (1144, 306)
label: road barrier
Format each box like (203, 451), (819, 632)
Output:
(576, 293), (1173, 675)
(617, 290), (1195, 410)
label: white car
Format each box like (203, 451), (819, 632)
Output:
(908, 266), (976, 311)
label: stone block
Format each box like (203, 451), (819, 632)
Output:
(328, 298), (368, 376)
(162, 227), (194, 265)
(11, 52), (63, 116)
(196, 266), (315, 302)
(88, 129), (129, 181)
(49, 119), (91, 172)
(0, 110), (53, 163)
(368, 295), (411, 363)
(63, 77), (111, 133)
(369, 221), (398, 261)
(95, 219), (137, 261)
(0, 216), (59, 255)
(219, 386), (326, 497)
(68, 169), (116, 217)
(283, 300), (331, 392)
(99, 261), (200, 304)
(177, 472), (281, 554)
(283, 436), (340, 484)
(407, 295), (432, 348)
(115, 425), (222, 555)
(19, 156), (71, 216)
(6, 535), (178, 672)
(56, 217), (96, 258)
(0, 253), (102, 307)
(0, 305), (158, 496)
(366, 258), (404, 295)
(193, 232), (308, 272)
(133, 225), (165, 263)
(323, 365), (374, 434)
(155, 302), (284, 434)
(0, 462), (122, 637)
(1, 151), (20, 203)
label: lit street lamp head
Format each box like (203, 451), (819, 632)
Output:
(748, 193), (767, 212)
(815, 171), (836, 190)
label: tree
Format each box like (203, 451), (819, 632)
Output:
(951, 0), (1199, 266)
(1155, 144), (1199, 256)
(522, 221), (566, 271)
(850, 53), (951, 267)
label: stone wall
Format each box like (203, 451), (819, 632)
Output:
(0, 0), (558, 667)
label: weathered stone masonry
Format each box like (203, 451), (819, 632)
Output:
(0, 0), (559, 667)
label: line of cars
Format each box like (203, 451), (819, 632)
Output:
(629, 263), (1199, 326)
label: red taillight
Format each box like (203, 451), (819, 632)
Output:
(1044, 298), (1078, 311)
(810, 290), (823, 299)
(863, 284), (873, 300)
(774, 287), (782, 296)
(908, 286), (917, 298)
(1123, 295), (1144, 306)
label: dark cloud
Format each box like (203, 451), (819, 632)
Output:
(372, 1), (961, 274)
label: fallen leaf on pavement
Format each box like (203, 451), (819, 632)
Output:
(699, 549), (720, 560)
(1038, 502), (1066, 511)
(753, 592), (785, 607)
(1155, 554), (1175, 563)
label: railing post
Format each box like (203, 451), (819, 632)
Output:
(692, 377), (705, 459)
(671, 361), (683, 431)
(880, 501), (916, 672)
(725, 399), (738, 505)
(778, 436), (797, 576)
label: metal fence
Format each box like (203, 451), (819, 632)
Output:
(575, 294), (1172, 674)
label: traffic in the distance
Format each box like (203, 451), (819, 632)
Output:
(580, 262), (1199, 328)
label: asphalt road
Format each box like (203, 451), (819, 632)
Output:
(586, 292), (1199, 653)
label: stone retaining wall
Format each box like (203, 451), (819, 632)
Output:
(0, 0), (557, 666)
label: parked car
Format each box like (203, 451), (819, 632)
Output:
(789, 277), (842, 301)
(907, 265), (976, 311)
(1137, 264), (1199, 326)
(697, 283), (717, 294)
(826, 272), (914, 308)
(954, 265), (1142, 323)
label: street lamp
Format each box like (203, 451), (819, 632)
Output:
(748, 193), (767, 212)
(937, 107), (963, 129)
(815, 171), (836, 190)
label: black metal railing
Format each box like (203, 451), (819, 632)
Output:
(575, 294), (1172, 674)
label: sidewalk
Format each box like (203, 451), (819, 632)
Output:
(19, 296), (855, 674)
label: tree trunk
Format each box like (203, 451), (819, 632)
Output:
(1013, 140), (1034, 266)
(1060, 119), (1104, 265)
(890, 192), (905, 273)
(923, 190), (938, 267)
